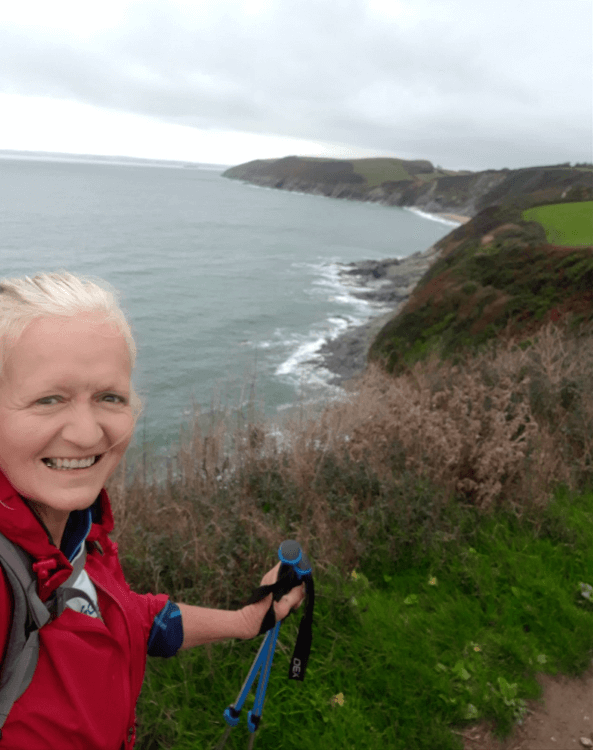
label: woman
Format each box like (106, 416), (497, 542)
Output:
(0, 271), (304, 749)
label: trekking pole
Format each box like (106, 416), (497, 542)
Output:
(215, 540), (313, 750)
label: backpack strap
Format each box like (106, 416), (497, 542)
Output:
(0, 532), (50, 735)
(0, 533), (95, 736)
(47, 544), (95, 619)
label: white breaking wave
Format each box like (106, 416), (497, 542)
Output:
(304, 260), (393, 314)
(404, 207), (463, 226)
(270, 260), (392, 392)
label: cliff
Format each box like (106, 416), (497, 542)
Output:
(369, 199), (593, 376)
(222, 156), (592, 217)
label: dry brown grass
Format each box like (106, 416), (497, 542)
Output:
(107, 320), (593, 606)
(342, 320), (592, 513)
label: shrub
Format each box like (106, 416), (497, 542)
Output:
(108, 320), (593, 605)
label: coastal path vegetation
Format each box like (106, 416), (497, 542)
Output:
(369, 201), (593, 379)
(107, 316), (593, 749)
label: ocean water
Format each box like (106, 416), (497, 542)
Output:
(0, 155), (456, 463)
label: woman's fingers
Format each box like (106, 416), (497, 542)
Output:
(257, 559), (307, 622)
(241, 566), (307, 639)
(273, 582), (305, 620)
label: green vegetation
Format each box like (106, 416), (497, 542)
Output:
(108, 318), (593, 749)
(223, 156), (456, 189)
(370, 204), (593, 376)
(114, 182), (593, 749)
(522, 201), (593, 246)
(348, 158), (414, 187)
(135, 485), (593, 750)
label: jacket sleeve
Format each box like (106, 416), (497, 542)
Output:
(0, 568), (13, 670)
(86, 535), (171, 653)
(147, 600), (183, 657)
(126, 589), (172, 650)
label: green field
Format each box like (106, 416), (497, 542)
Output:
(348, 158), (458, 187)
(349, 158), (413, 187)
(522, 201), (593, 246)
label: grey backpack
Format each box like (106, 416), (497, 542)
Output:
(0, 532), (95, 738)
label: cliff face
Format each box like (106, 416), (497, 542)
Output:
(223, 156), (592, 217)
(369, 201), (593, 376)
(364, 170), (510, 215)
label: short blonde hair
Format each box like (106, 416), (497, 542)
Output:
(0, 271), (143, 421)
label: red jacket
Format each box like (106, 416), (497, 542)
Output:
(0, 471), (169, 750)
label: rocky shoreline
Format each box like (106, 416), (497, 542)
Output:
(313, 241), (444, 384)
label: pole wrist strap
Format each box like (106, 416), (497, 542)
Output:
(242, 568), (314, 681)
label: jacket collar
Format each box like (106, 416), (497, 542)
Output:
(0, 470), (113, 600)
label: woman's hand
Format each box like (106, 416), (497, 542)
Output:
(238, 561), (306, 640)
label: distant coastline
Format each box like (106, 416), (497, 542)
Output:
(0, 149), (229, 171)
(222, 156), (592, 223)
(222, 155), (506, 218)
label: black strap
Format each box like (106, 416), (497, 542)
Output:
(241, 565), (314, 682)
(287, 575), (314, 682)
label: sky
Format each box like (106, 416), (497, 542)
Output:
(0, 0), (592, 171)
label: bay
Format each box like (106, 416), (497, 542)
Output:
(0, 155), (455, 465)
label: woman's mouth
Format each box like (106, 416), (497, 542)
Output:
(42, 455), (102, 470)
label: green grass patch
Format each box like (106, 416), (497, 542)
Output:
(135, 484), (593, 749)
(415, 170), (448, 182)
(522, 201), (593, 246)
(350, 158), (414, 187)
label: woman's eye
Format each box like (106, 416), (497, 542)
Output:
(37, 396), (61, 405)
(101, 393), (127, 404)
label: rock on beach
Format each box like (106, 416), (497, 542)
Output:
(314, 243), (442, 384)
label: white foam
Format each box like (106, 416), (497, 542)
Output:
(275, 335), (327, 376)
(404, 207), (463, 226)
(303, 260), (391, 316)
(272, 262), (392, 391)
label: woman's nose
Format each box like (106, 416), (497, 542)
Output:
(60, 404), (104, 447)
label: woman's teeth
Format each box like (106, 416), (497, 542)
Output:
(43, 456), (99, 470)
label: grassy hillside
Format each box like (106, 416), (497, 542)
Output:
(110, 314), (593, 749)
(222, 155), (458, 188)
(348, 157), (415, 186)
(522, 201), (593, 246)
(369, 202), (593, 376)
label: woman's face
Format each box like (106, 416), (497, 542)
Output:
(0, 314), (134, 515)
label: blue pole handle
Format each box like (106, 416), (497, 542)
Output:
(278, 540), (311, 578)
(278, 539), (302, 567)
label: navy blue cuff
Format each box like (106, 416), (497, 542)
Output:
(147, 601), (184, 657)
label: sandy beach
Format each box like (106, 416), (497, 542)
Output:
(439, 213), (471, 224)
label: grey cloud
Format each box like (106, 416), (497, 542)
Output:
(0, 0), (591, 170)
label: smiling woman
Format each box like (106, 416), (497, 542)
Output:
(0, 271), (304, 750)
(0, 314), (135, 547)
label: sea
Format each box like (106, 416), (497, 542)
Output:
(0, 153), (458, 468)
